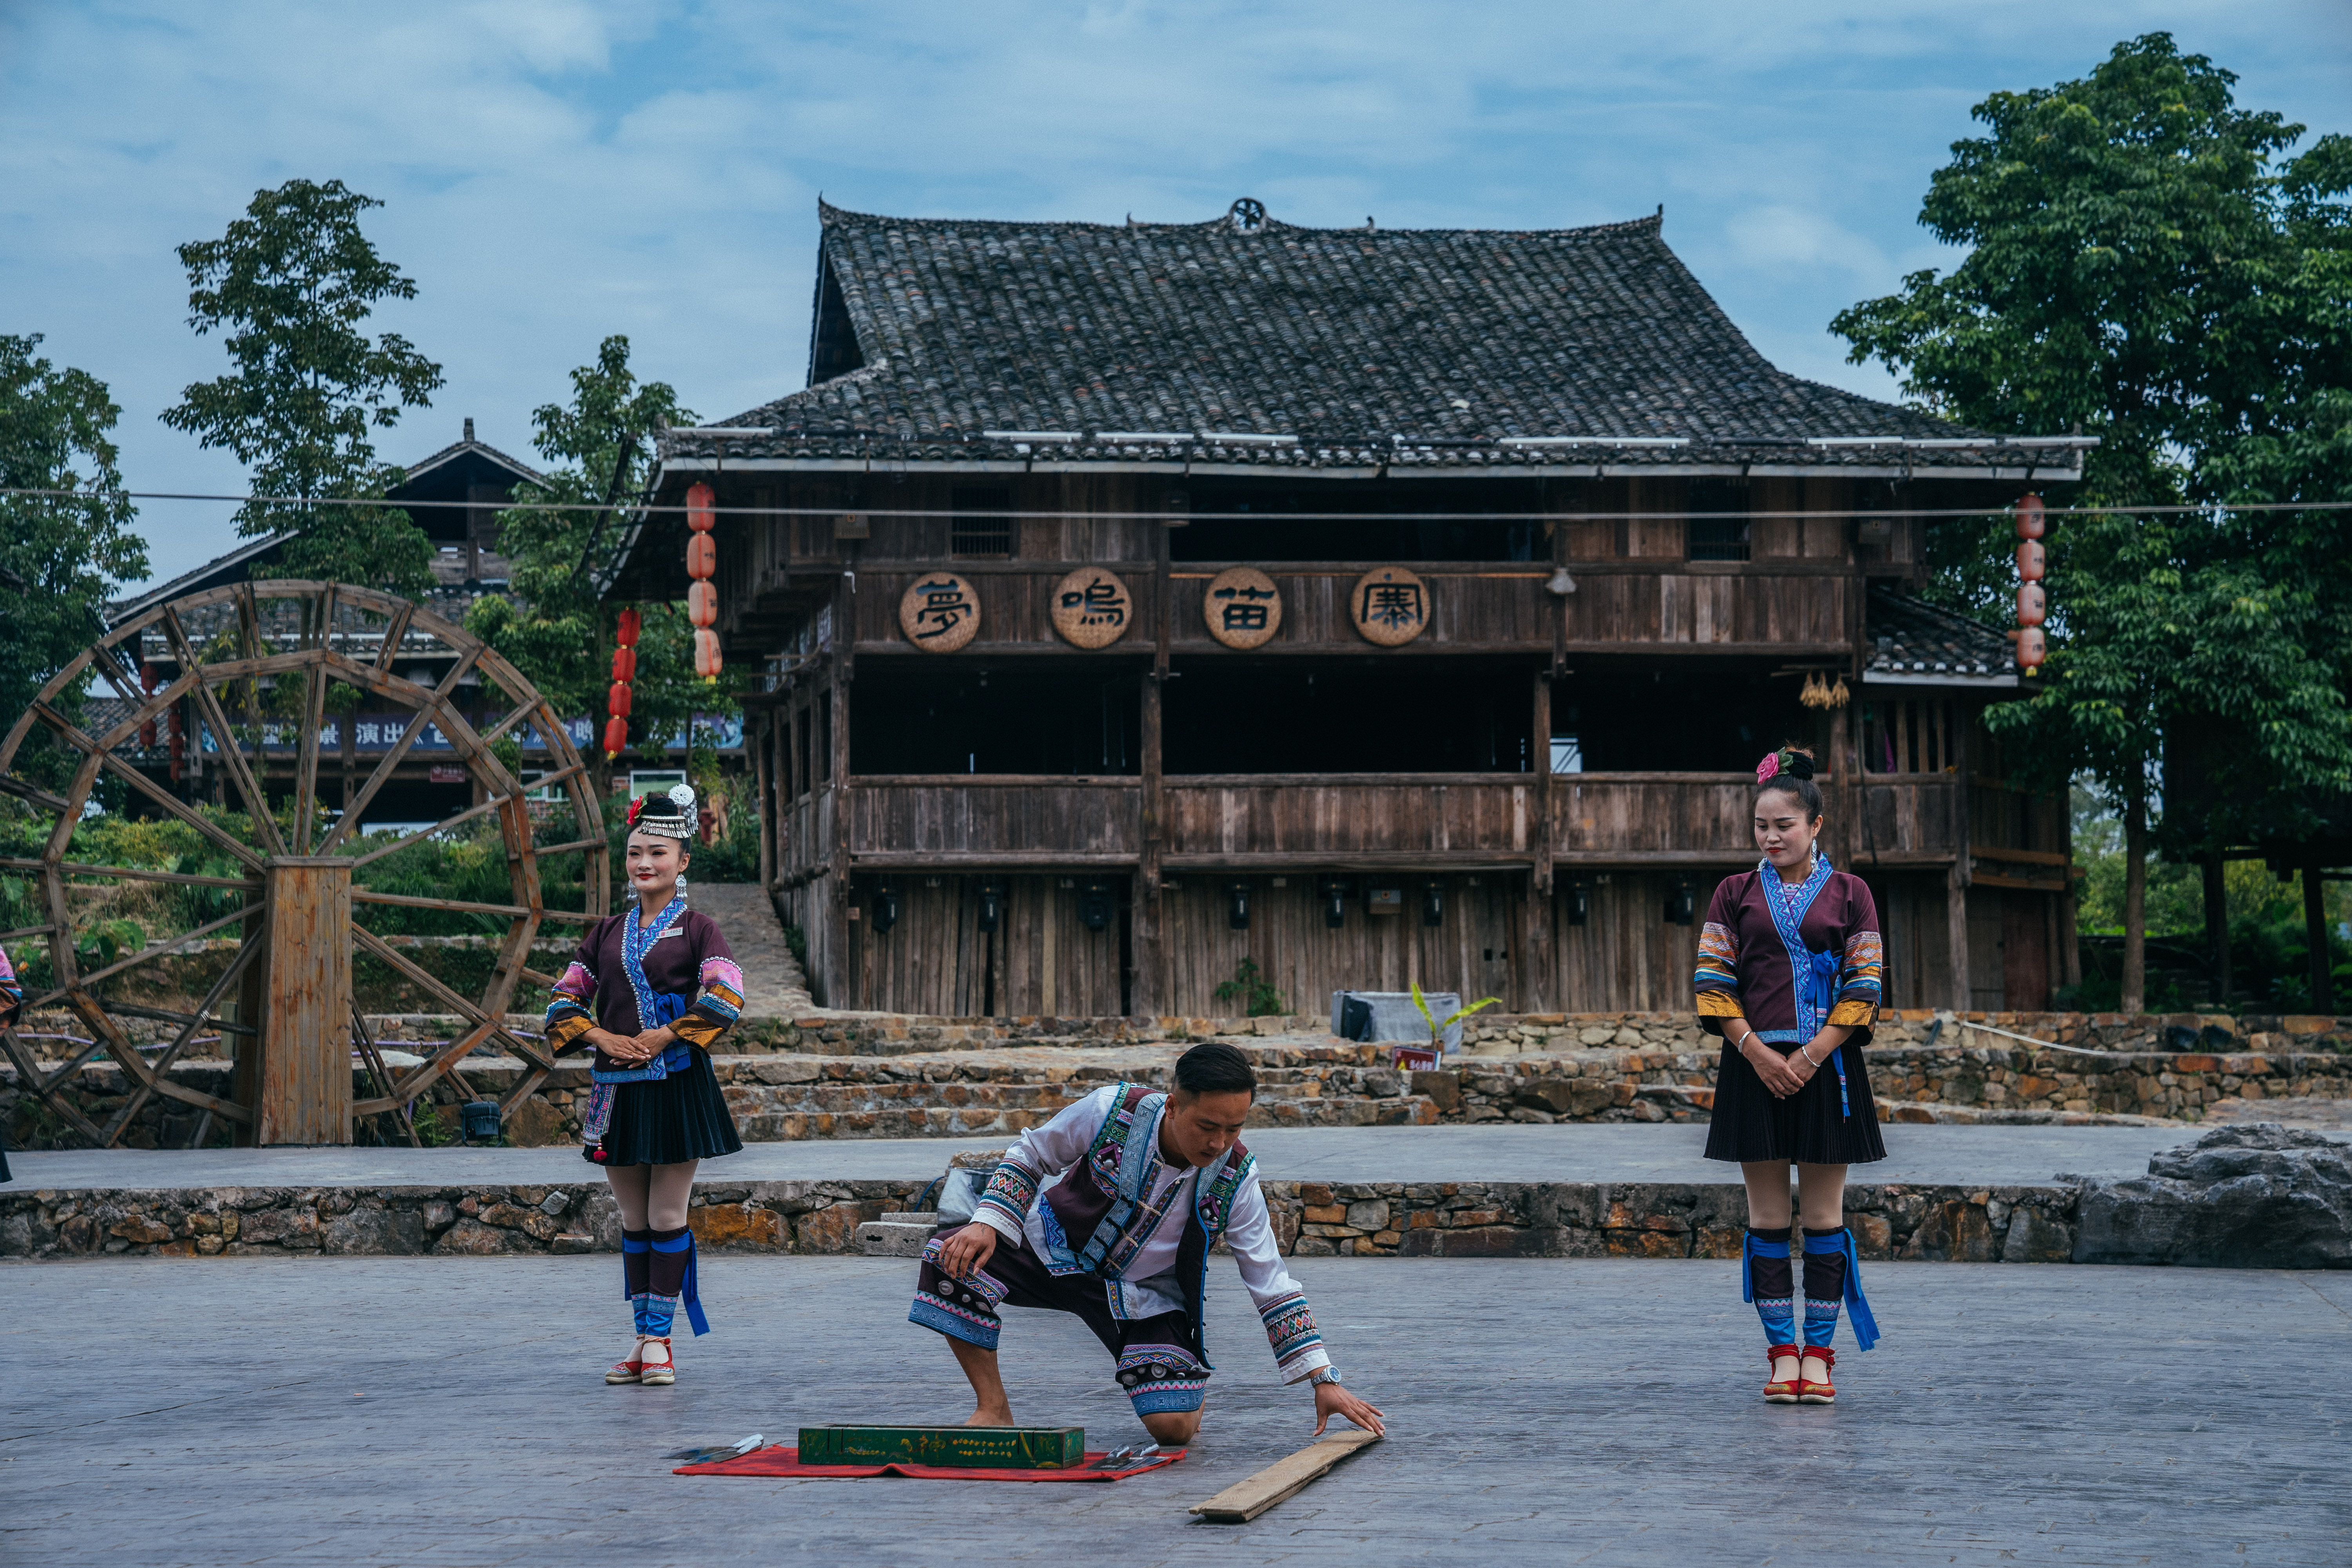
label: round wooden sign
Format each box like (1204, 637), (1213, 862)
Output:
(899, 572), (981, 652)
(1203, 566), (1283, 650)
(1350, 566), (1429, 646)
(1050, 567), (1134, 648)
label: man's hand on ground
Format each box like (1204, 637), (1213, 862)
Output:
(1311, 1380), (1386, 1436)
(935, 1221), (999, 1279)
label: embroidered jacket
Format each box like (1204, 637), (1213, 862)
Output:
(973, 1083), (1332, 1383)
(1694, 859), (1882, 1046)
(542, 902), (745, 1067)
(0, 943), (21, 1030)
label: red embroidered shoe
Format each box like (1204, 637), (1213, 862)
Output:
(1764, 1345), (1801, 1404)
(1798, 1346), (1836, 1405)
(638, 1336), (675, 1387)
(606, 1353), (644, 1385)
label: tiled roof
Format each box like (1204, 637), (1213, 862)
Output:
(658, 200), (2085, 477)
(1864, 586), (2018, 686)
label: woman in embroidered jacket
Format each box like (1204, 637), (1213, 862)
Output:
(1694, 746), (1884, 1406)
(915, 1042), (1385, 1447)
(543, 785), (746, 1386)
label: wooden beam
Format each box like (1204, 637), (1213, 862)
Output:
(1189, 1429), (1381, 1522)
(0, 858), (261, 889)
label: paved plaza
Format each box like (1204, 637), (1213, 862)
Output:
(6, 1120), (2218, 1192)
(2, 1252), (2345, 1565)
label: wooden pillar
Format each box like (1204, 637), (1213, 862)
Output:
(1949, 708), (1974, 1010)
(2202, 855), (2230, 1007)
(252, 857), (353, 1145)
(827, 577), (854, 1009)
(1132, 510), (1171, 1020)
(755, 712), (775, 891)
(1526, 668), (1555, 1012)
(2305, 864), (2334, 1014)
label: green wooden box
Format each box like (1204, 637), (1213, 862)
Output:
(797, 1425), (1086, 1470)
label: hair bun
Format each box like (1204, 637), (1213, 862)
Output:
(1781, 748), (1816, 781)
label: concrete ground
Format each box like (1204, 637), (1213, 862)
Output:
(4, 1121), (2244, 1193)
(2, 1253), (2344, 1566)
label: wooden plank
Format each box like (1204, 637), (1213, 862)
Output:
(1190, 1429), (1381, 1522)
(258, 858), (352, 1145)
(795, 1425), (1085, 1470)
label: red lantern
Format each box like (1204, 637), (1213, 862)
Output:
(2014, 494), (2046, 540)
(168, 704), (184, 783)
(2017, 583), (2046, 626)
(603, 715), (630, 757)
(607, 681), (633, 719)
(2014, 626), (2046, 669)
(694, 628), (722, 680)
(617, 607), (642, 647)
(688, 581), (718, 627)
(138, 662), (159, 748)
(687, 482), (716, 533)
(610, 646), (636, 683)
(688, 533), (717, 577)
(2016, 539), (2045, 581)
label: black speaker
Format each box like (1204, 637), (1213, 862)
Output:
(1665, 880), (1695, 926)
(1422, 881), (1444, 927)
(871, 885), (899, 934)
(1079, 881), (1114, 932)
(976, 879), (1004, 934)
(1228, 881), (1250, 931)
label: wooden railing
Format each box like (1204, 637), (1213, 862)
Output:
(1162, 775), (1536, 868)
(792, 771), (1972, 875)
(843, 777), (1142, 868)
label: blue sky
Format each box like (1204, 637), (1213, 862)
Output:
(4, 0), (2347, 590)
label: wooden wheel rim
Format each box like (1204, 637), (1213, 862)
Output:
(0, 581), (609, 1146)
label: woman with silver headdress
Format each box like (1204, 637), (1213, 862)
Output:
(543, 784), (746, 1386)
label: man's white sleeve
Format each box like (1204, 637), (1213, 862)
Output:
(1222, 1169), (1332, 1382)
(970, 1085), (1114, 1243)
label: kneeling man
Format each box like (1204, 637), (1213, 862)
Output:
(911, 1042), (1385, 1446)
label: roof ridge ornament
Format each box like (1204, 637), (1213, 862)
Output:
(1229, 197), (1266, 233)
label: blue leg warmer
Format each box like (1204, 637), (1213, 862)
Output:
(1803, 1226), (1880, 1351)
(1742, 1226), (1795, 1345)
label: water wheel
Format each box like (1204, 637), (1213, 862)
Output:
(0, 581), (608, 1147)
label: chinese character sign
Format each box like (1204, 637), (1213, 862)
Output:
(1203, 566), (1283, 650)
(1049, 568), (1134, 649)
(1350, 566), (1429, 647)
(899, 573), (981, 652)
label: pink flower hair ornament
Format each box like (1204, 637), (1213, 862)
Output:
(1755, 751), (1781, 785)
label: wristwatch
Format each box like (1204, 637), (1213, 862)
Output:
(1308, 1367), (1343, 1387)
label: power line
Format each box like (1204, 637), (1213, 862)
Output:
(3, 484), (2349, 523)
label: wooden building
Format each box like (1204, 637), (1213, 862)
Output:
(622, 200), (2085, 1017)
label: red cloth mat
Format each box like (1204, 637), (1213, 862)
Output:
(677, 1445), (1185, 1483)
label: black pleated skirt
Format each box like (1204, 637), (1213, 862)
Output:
(596, 1050), (743, 1167)
(1703, 1037), (1887, 1165)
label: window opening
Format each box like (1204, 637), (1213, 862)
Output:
(952, 485), (1014, 558)
(1550, 735), (1584, 774)
(1686, 479), (1751, 561)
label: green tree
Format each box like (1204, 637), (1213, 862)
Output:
(1832, 35), (2352, 1011)
(0, 335), (149, 792)
(465, 336), (714, 795)
(162, 179), (443, 596)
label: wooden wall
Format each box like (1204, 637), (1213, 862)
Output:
(842, 873), (1127, 1016)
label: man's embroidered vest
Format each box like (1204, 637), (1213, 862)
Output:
(1038, 1083), (1253, 1356)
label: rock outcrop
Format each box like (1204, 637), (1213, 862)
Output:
(2073, 1124), (2352, 1269)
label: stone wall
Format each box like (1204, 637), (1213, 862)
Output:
(0, 1176), (2078, 1265)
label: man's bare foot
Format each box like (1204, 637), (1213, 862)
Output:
(964, 1405), (1014, 1426)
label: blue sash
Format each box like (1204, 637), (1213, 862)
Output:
(1759, 854), (1852, 1118)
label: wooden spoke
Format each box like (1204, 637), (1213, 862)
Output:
(351, 888), (590, 923)
(318, 645), (485, 854)
(356, 1015), (500, 1114)
(533, 837), (604, 857)
(373, 602), (415, 671)
(161, 607), (285, 858)
(28, 702), (267, 870)
(341, 794), (507, 869)
(520, 965), (561, 987)
(101, 937), (265, 1145)
(348, 1003), (422, 1145)
(349, 924), (552, 1075)
(0, 922), (59, 943)
(20, 899), (257, 1011)
(0, 858), (261, 889)
(0, 1028), (111, 1145)
(102, 1002), (257, 1038)
(292, 586), (335, 852)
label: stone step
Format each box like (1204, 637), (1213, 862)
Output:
(854, 1212), (943, 1258)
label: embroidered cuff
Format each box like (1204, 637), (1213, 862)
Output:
(1695, 991), (1743, 1017)
(670, 1005), (735, 1049)
(973, 1205), (1027, 1242)
(1826, 1000), (1877, 1028)
(1261, 1290), (1327, 1379)
(544, 1010), (596, 1049)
